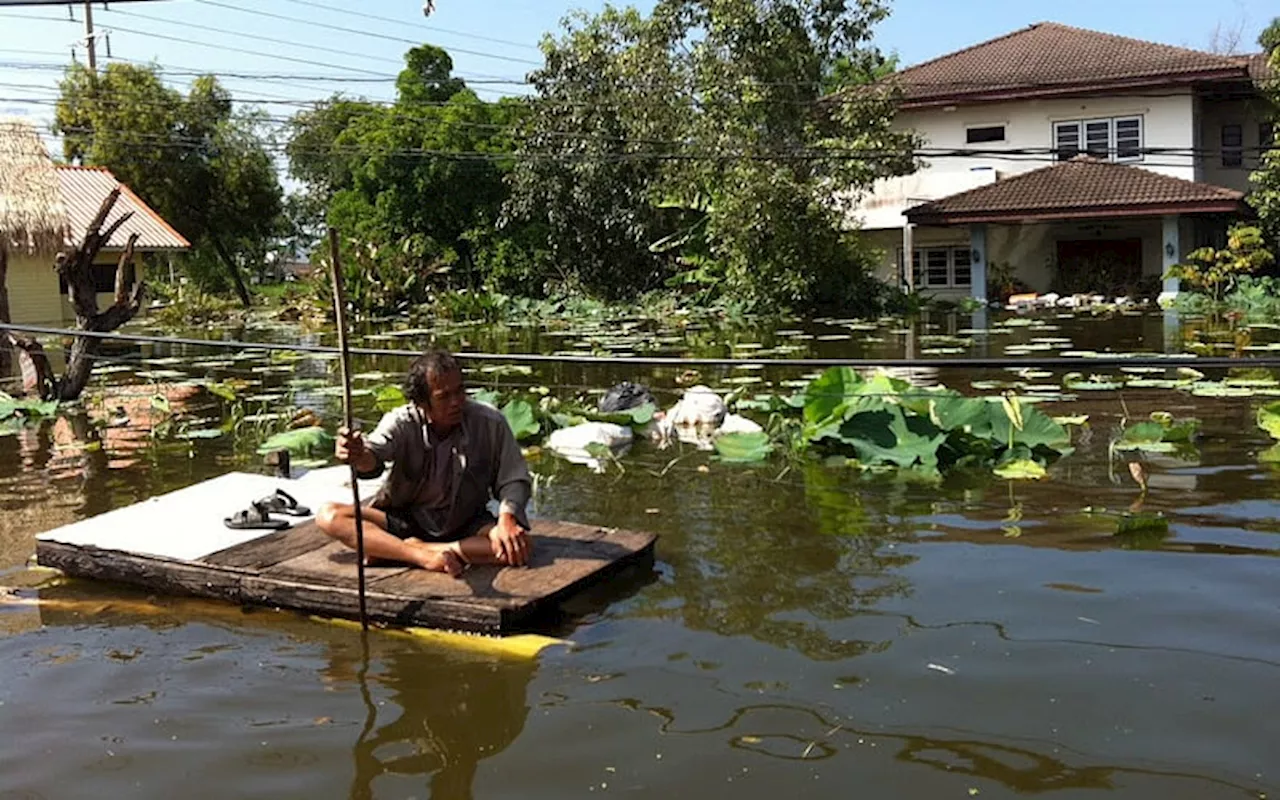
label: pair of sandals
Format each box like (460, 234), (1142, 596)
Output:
(224, 489), (312, 530)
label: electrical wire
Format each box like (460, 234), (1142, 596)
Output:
(4, 322), (1274, 370)
(275, 0), (542, 53)
(97, 6), (408, 68)
(191, 0), (542, 67)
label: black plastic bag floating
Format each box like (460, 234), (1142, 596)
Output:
(598, 382), (656, 413)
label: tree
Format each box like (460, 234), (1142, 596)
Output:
(506, 0), (920, 313)
(1259, 18), (1280, 53)
(54, 63), (284, 306)
(504, 8), (682, 300)
(1167, 224), (1275, 304)
(11, 191), (146, 400)
(1249, 19), (1280, 253)
(288, 46), (520, 305)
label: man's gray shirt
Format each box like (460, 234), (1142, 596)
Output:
(359, 400), (532, 535)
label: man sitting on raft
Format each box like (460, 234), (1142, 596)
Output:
(317, 349), (533, 576)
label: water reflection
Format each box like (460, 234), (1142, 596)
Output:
(339, 647), (535, 800)
(10, 582), (538, 800)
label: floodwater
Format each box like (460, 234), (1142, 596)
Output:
(2, 308), (1279, 799)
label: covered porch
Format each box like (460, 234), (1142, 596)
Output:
(900, 157), (1247, 305)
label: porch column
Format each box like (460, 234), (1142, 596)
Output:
(1160, 214), (1180, 305)
(968, 224), (988, 303)
(902, 222), (915, 291)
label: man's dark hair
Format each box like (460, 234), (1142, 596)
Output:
(404, 349), (461, 403)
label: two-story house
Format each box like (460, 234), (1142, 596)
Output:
(850, 22), (1273, 304)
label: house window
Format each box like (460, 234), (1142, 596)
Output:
(966, 125), (1006, 144)
(1085, 120), (1110, 158)
(1115, 118), (1142, 160)
(924, 249), (950, 287)
(1221, 124), (1243, 167)
(952, 248), (972, 287)
(1053, 116), (1143, 162)
(1054, 121), (1081, 160)
(898, 247), (972, 289)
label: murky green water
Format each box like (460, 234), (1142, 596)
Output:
(2, 309), (1279, 798)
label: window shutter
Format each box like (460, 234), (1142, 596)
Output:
(1222, 124), (1244, 167)
(1115, 118), (1142, 161)
(1054, 121), (1081, 161)
(1084, 120), (1111, 158)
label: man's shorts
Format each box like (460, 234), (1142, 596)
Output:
(379, 507), (498, 543)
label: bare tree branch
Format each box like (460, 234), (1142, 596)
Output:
(114, 233), (140, 305)
(54, 192), (148, 400)
(1208, 17), (1246, 54)
(85, 187), (122, 238)
(96, 210), (135, 258)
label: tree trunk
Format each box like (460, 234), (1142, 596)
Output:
(0, 246), (11, 383)
(54, 189), (145, 402)
(58, 332), (99, 401)
(211, 235), (252, 309)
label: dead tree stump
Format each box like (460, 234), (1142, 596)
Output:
(46, 188), (146, 402)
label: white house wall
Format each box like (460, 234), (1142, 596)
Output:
(863, 216), (1177, 299)
(898, 91), (1197, 182)
(6, 252), (65, 325)
(849, 91), (1198, 231)
(1195, 97), (1269, 192)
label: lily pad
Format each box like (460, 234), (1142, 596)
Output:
(993, 459), (1047, 480)
(1054, 415), (1089, 426)
(480, 364), (535, 377)
(176, 428), (224, 440)
(1189, 382), (1255, 398)
(1258, 401), (1280, 440)
(713, 431), (773, 463)
(375, 385), (407, 412)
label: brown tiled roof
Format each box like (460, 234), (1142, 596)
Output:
(56, 165), (190, 251)
(889, 22), (1254, 108)
(905, 158), (1245, 224)
(1239, 52), (1274, 82)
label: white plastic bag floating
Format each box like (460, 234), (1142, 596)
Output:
(546, 422), (633, 472)
(667, 385), (726, 428)
(718, 413), (763, 435)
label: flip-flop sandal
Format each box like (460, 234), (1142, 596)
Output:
(224, 501), (290, 530)
(254, 488), (311, 517)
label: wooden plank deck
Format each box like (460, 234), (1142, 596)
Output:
(33, 472), (657, 634)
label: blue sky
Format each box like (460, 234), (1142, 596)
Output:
(0, 0), (1275, 160)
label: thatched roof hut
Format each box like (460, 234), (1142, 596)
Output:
(0, 119), (70, 255)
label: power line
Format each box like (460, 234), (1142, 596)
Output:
(0, 15), (397, 78)
(3, 322), (1263, 370)
(192, 0), (542, 67)
(97, 5), (408, 68)
(275, 0), (542, 53)
(27, 114), (1273, 162)
(95, 20), (394, 77)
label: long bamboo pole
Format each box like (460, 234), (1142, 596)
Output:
(328, 227), (368, 630)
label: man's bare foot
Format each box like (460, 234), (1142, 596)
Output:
(410, 543), (465, 577)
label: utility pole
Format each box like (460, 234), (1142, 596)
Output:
(83, 0), (95, 72)
(0, 1), (174, 72)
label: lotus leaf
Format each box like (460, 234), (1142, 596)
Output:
(713, 432), (774, 463)
(256, 426), (335, 459)
(502, 400), (541, 441)
(993, 459), (1047, 480)
(1258, 402), (1280, 440)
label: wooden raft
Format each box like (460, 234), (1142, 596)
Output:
(33, 472), (656, 634)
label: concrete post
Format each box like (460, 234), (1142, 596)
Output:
(1160, 214), (1180, 306)
(969, 224), (988, 303)
(902, 222), (915, 291)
